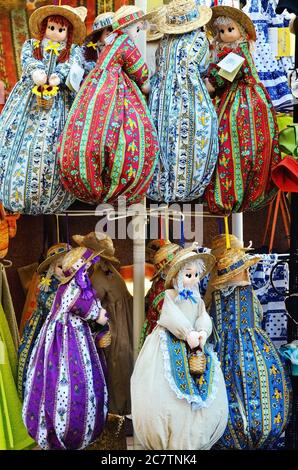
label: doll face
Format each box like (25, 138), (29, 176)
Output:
(126, 21), (144, 42)
(182, 264), (200, 289)
(218, 20), (241, 43)
(98, 27), (112, 45)
(45, 19), (68, 43)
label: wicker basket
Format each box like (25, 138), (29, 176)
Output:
(188, 350), (206, 376)
(36, 95), (54, 110)
(98, 330), (112, 349)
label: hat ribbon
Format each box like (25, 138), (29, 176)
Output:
(217, 256), (249, 276)
(44, 40), (60, 56)
(178, 288), (198, 304)
(86, 41), (97, 49)
(167, 8), (198, 25)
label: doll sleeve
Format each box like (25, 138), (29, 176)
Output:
(194, 299), (213, 338)
(21, 39), (46, 78)
(54, 44), (84, 84)
(122, 36), (150, 88)
(70, 294), (102, 322)
(158, 290), (195, 340)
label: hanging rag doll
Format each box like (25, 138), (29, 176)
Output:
(73, 231), (133, 416)
(22, 247), (109, 450)
(131, 249), (229, 450)
(17, 243), (70, 400)
(203, 5), (281, 214)
(139, 242), (181, 348)
(147, 0), (219, 203)
(82, 12), (114, 75)
(208, 246), (291, 449)
(0, 5), (87, 215)
(58, 5), (159, 206)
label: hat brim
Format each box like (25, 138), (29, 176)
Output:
(158, 6), (212, 35)
(85, 25), (113, 44)
(59, 250), (103, 284)
(150, 257), (174, 281)
(147, 31), (164, 42)
(29, 5), (86, 45)
(72, 234), (120, 265)
(37, 251), (68, 274)
(113, 10), (157, 32)
(165, 252), (216, 289)
(207, 6), (257, 42)
(212, 255), (261, 287)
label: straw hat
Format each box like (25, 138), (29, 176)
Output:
(165, 249), (216, 289)
(211, 234), (253, 259)
(60, 247), (102, 285)
(146, 239), (168, 263)
(85, 12), (114, 44)
(37, 243), (70, 274)
(151, 242), (181, 281)
(158, 0), (212, 35)
(29, 5), (87, 45)
(207, 5), (256, 42)
(112, 5), (156, 32)
(212, 248), (261, 287)
(73, 232), (119, 264)
(147, 6), (166, 42)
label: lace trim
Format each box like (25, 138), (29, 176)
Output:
(159, 329), (221, 409)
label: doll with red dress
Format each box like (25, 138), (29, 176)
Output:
(203, 6), (281, 214)
(58, 5), (159, 206)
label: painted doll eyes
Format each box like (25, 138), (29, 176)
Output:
(228, 27), (234, 33)
(48, 25), (65, 33)
(185, 273), (199, 278)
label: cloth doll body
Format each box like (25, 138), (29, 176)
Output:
(22, 249), (108, 450)
(203, 9), (281, 214)
(0, 9), (85, 214)
(58, 8), (159, 206)
(147, 19), (219, 203)
(209, 249), (291, 449)
(131, 252), (228, 450)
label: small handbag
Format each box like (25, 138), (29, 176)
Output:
(188, 347), (206, 376)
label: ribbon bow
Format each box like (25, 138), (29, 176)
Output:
(44, 40), (60, 56)
(178, 289), (198, 304)
(86, 41), (97, 50)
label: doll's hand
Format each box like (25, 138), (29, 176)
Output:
(205, 77), (215, 94)
(96, 308), (108, 326)
(32, 69), (47, 86)
(186, 331), (200, 350)
(48, 73), (60, 87)
(197, 330), (208, 349)
(141, 82), (150, 95)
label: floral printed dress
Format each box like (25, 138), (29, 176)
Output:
(22, 264), (108, 450)
(147, 31), (219, 203)
(209, 284), (291, 449)
(0, 38), (81, 215)
(58, 32), (159, 206)
(204, 42), (281, 214)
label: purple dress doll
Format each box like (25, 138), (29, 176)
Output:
(22, 247), (109, 450)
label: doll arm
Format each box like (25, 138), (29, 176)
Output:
(21, 39), (46, 80)
(70, 294), (108, 323)
(158, 290), (195, 341)
(195, 299), (213, 340)
(122, 36), (150, 90)
(53, 44), (84, 85)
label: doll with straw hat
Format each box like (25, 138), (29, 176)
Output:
(208, 240), (291, 449)
(58, 3), (159, 206)
(82, 12), (115, 74)
(18, 242), (70, 400)
(0, 3), (87, 215)
(73, 231), (133, 417)
(147, 0), (219, 204)
(203, 4), (281, 214)
(23, 245), (109, 449)
(139, 241), (182, 348)
(131, 246), (229, 450)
